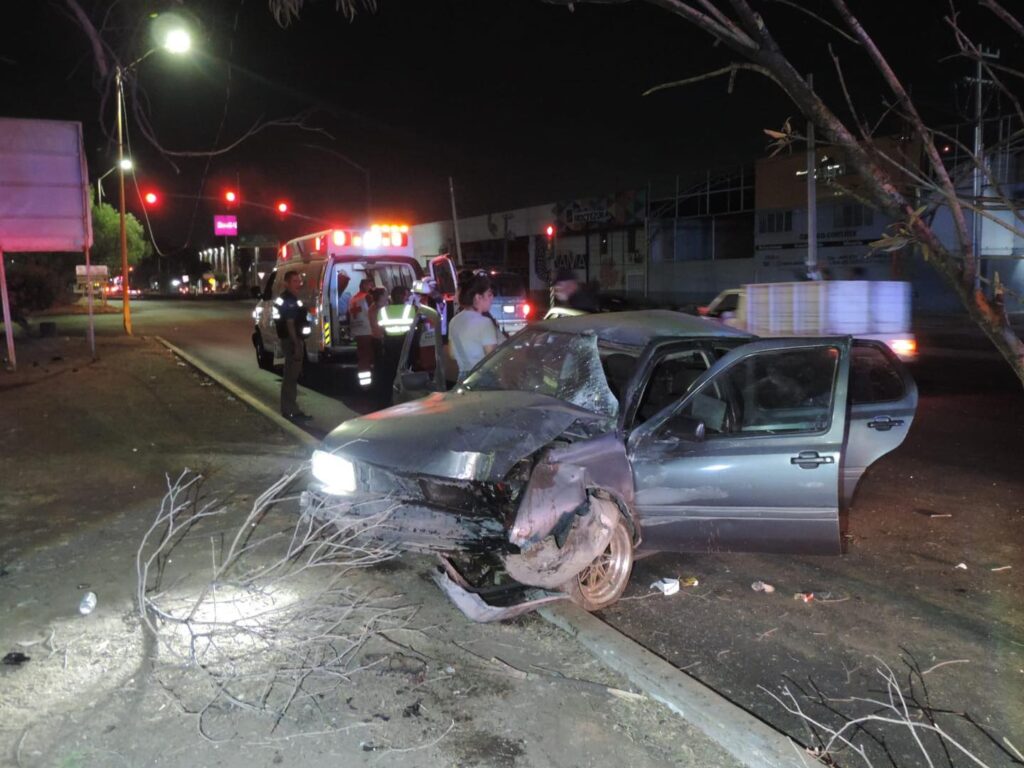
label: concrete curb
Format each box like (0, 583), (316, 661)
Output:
(154, 336), (319, 449)
(539, 603), (801, 768)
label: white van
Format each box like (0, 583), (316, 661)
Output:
(252, 225), (429, 373)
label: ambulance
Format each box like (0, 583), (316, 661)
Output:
(251, 224), (457, 386)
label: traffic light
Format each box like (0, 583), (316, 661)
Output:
(224, 189), (238, 205)
(276, 201), (289, 215)
(144, 191), (159, 206)
(545, 224), (555, 238)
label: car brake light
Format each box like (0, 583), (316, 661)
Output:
(522, 303), (531, 317)
(889, 338), (917, 357)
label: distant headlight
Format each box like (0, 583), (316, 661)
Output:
(311, 450), (357, 495)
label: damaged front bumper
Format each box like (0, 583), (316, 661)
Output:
(299, 486), (508, 554)
(432, 556), (569, 623)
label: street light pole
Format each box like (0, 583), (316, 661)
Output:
(116, 66), (132, 335)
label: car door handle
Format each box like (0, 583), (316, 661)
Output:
(790, 451), (834, 469)
(867, 416), (905, 432)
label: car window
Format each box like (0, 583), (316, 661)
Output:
(636, 350), (711, 423)
(850, 343), (905, 404)
(710, 292), (738, 316)
(669, 346), (839, 437)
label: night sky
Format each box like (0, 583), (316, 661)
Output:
(6, 0), (1011, 258)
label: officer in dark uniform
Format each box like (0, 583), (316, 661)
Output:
(274, 270), (311, 420)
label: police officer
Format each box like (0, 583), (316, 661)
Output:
(274, 270), (311, 421)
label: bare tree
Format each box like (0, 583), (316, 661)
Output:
(265, 0), (1024, 385)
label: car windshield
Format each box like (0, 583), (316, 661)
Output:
(461, 329), (619, 418)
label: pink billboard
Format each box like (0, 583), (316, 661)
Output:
(213, 215), (238, 236)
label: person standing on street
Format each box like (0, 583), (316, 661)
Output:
(275, 270), (311, 420)
(551, 267), (600, 313)
(449, 274), (502, 383)
(349, 278), (376, 390)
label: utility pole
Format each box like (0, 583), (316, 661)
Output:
(448, 176), (464, 266)
(971, 47), (1000, 293)
(116, 67), (132, 334)
(805, 73), (819, 280)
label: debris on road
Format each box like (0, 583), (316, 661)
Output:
(650, 578), (681, 595)
(916, 508), (952, 518)
(78, 591), (97, 615)
(991, 565), (1012, 572)
(681, 576), (700, 588)
(955, 563), (969, 571)
(3, 651), (30, 665)
(751, 581), (776, 594)
(793, 592), (815, 603)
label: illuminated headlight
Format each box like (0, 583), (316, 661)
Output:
(311, 450), (357, 494)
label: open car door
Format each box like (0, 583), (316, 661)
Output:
(843, 339), (918, 504)
(379, 303), (447, 404)
(627, 338), (852, 556)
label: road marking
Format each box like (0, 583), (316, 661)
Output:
(155, 336), (319, 449)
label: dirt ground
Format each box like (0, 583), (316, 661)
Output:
(0, 335), (738, 768)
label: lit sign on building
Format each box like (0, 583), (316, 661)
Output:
(214, 215), (238, 236)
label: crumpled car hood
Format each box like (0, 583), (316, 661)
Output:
(320, 390), (611, 482)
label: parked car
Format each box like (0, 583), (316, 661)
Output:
(302, 310), (918, 621)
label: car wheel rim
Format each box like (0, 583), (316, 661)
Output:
(576, 522), (631, 605)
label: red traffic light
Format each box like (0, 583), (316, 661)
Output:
(276, 201), (289, 214)
(144, 191), (159, 206)
(545, 224), (554, 238)
(225, 190), (238, 204)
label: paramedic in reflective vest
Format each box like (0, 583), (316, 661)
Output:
(349, 278), (376, 388)
(274, 270), (311, 420)
(449, 274), (502, 383)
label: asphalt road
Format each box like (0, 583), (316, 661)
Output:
(21, 298), (1024, 765)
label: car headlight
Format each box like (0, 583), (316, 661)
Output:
(311, 450), (357, 494)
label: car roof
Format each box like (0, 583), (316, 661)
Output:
(534, 310), (754, 348)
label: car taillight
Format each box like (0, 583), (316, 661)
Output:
(521, 303), (531, 318)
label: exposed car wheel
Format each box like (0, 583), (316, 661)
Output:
(563, 514), (634, 611)
(253, 332), (274, 371)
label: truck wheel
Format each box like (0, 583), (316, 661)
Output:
(562, 514), (634, 612)
(253, 332), (274, 371)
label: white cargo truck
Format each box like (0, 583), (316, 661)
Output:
(699, 281), (917, 361)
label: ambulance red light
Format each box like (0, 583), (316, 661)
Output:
(332, 230), (347, 246)
(280, 245), (288, 259)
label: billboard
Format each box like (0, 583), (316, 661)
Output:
(214, 215), (238, 236)
(0, 118), (92, 251)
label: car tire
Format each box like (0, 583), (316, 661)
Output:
(253, 332), (274, 371)
(562, 514), (634, 612)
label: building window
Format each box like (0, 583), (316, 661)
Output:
(833, 203), (874, 228)
(758, 210), (792, 234)
(599, 231), (609, 255)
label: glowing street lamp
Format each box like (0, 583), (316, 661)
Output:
(115, 22), (192, 335)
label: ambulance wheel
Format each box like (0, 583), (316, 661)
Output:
(253, 333), (274, 371)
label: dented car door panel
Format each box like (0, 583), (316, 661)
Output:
(628, 338), (851, 556)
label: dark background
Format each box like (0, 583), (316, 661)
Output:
(5, 0), (1014, 257)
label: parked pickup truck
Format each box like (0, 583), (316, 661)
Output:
(699, 281), (917, 361)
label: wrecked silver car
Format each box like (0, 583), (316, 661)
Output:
(301, 311), (917, 620)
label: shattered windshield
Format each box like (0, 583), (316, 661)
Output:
(461, 329), (620, 418)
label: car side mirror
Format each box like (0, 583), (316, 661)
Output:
(661, 415), (706, 442)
